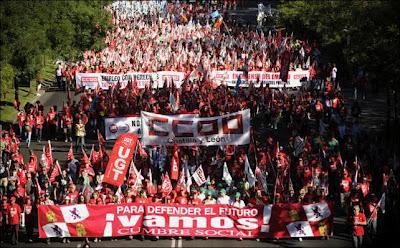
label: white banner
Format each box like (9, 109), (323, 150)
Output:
(76, 70), (309, 90)
(105, 114), (198, 140)
(76, 71), (184, 90)
(209, 70), (309, 88)
(105, 116), (142, 140)
(141, 110), (251, 146)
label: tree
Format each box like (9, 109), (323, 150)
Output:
(277, 0), (400, 86)
(0, 63), (16, 100)
(0, 0), (112, 85)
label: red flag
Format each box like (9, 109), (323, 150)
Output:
(175, 168), (186, 193)
(170, 144), (179, 180)
(89, 144), (95, 161)
(44, 141), (53, 171)
(68, 143), (75, 161)
(97, 130), (106, 146)
(138, 142), (147, 158)
(35, 177), (43, 196)
(82, 147), (91, 165)
(49, 161), (61, 183)
(146, 168), (157, 195)
(161, 174), (173, 197)
(103, 133), (138, 187)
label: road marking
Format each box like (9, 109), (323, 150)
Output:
(171, 238), (176, 248)
(177, 238), (182, 248)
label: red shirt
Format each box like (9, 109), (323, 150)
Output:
(190, 198), (203, 205)
(18, 113), (26, 126)
(35, 115), (45, 129)
(341, 177), (352, 193)
(353, 213), (366, 236)
(67, 191), (79, 204)
(62, 114), (73, 126)
(46, 111), (57, 125)
(17, 168), (27, 186)
(134, 197), (148, 204)
(175, 196), (188, 205)
(7, 203), (22, 225)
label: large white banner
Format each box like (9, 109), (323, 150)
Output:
(105, 113), (198, 140)
(210, 70), (309, 88)
(105, 116), (142, 140)
(141, 110), (250, 146)
(76, 70), (308, 90)
(76, 71), (184, 90)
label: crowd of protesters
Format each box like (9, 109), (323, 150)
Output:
(1, 1), (399, 247)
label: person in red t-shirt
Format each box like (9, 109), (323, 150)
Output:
(8, 196), (22, 245)
(35, 111), (45, 142)
(175, 191), (188, 205)
(350, 205), (366, 248)
(17, 111), (26, 139)
(340, 170), (352, 211)
(61, 112), (73, 142)
(46, 106), (58, 140)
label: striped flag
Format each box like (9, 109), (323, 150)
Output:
(192, 165), (207, 186)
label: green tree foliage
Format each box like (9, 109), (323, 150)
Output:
(277, 0), (400, 85)
(0, 63), (15, 99)
(0, 0), (112, 86)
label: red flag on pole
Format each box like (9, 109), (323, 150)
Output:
(170, 144), (179, 180)
(49, 160), (61, 183)
(97, 130), (106, 146)
(103, 133), (138, 187)
(44, 141), (53, 171)
(138, 142), (147, 158)
(161, 174), (173, 197)
(68, 143), (75, 161)
(82, 147), (90, 166)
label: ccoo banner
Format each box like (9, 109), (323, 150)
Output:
(38, 202), (333, 239)
(141, 110), (251, 146)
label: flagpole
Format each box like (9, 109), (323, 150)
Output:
(128, 140), (140, 176)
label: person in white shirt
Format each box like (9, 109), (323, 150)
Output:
(198, 188), (206, 201)
(231, 192), (246, 241)
(331, 64), (338, 88)
(203, 191), (216, 205)
(217, 189), (230, 204)
(231, 192), (245, 208)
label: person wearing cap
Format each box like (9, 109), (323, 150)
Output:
(231, 192), (245, 208)
(217, 188), (230, 204)
(42, 193), (54, 205)
(8, 196), (21, 245)
(198, 187), (207, 201)
(203, 190), (216, 205)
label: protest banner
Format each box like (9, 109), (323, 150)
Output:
(141, 110), (251, 146)
(105, 113), (198, 140)
(105, 116), (142, 140)
(103, 133), (138, 187)
(76, 70), (309, 89)
(38, 202), (333, 239)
